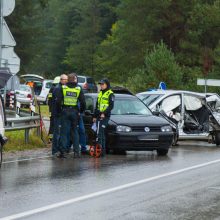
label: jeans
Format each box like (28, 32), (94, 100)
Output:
(52, 116), (61, 155)
(68, 114), (87, 152)
(60, 109), (79, 154)
(78, 114), (87, 152)
(97, 118), (109, 151)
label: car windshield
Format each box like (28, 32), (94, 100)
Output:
(87, 78), (94, 84)
(77, 77), (86, 83)
(19, 85), (31, 92)
(137, 94), (164, 106)
(112, 98), (152, 115)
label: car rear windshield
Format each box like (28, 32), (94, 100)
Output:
(77, 77), (86, 83)
(137, 94), (164, 106)
(112, 98), (152, 115)
(19, 85), (31, 92)
(87, 78), (95, 84)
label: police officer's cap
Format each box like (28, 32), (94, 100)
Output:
(98, 78), (108, 84)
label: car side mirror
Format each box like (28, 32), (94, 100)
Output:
(152, 111), (160, 116)
(85, 110), (93, 116)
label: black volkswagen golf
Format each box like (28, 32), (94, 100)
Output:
(83, 93), (173, 156)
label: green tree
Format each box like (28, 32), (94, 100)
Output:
(96, 0), (196, 82)
(64, 0), (119, 77)
(127, 42), (183, 93)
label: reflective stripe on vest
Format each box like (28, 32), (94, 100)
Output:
(62, 85), (81, 106)
(98, 89), (113, 112)
(48, 92), (52, 99)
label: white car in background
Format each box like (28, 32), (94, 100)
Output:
(0, 95), (7, 166)
(20, 74), (53, 104)
(15, 84), (34, 106)
(137, 90), (220, 146)
(0, 96), (5, 137)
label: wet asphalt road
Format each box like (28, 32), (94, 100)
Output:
(1, 142), (220, 220)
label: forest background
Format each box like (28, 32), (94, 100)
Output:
(6, 0), (220, 93)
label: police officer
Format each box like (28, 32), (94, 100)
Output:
(67, 76), (87, 154)
(57, 73), (86, 158)
(93, 78), (114, 156)
(51, 74), (68, 156)
(48, 76), (60, 142)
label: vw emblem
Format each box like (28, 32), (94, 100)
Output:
(144, 127), (150, 132)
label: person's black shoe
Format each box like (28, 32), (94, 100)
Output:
(73, 152), (81, 158)
(56, 152), (66, 158)
(65, 149), (70, 154)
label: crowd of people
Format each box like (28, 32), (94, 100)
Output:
(48, 73), (114, 158)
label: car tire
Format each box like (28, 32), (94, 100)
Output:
(112, 149), (126, 155)
(157, 149), (169, 156)
(215, 132), (220, 146)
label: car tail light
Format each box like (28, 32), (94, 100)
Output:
(83, 83), (89, 89)
(27, 94), (32, 99)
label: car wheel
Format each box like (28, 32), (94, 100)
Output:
(157, 149), (169, 156)
(112, 149), (126, 155)
(215, 132), (220, 146)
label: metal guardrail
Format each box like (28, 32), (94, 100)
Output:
(5, 108), (41, 144)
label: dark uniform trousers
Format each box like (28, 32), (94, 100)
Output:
(60, 108), (79, 154)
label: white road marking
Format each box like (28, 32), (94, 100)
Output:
(2, 152), (75, 164)
(2, 155), (52, 164)
(2, 158), (220, 220)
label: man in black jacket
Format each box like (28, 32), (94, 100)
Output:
(56, 73), (86, 158)
(51, 74), (68, 156)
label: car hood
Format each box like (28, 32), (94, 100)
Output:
(110, 115), (169, 127)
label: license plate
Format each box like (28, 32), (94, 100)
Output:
(138, 135), (158, 141)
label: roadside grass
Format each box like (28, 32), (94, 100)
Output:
(38, 104), (50, 118)
(4, 103), (50, 152)
(4, 129), (48, 152)
(21, 104), (50, 118)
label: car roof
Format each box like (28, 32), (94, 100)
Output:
(137, 89), (205, 97)
(85, 93), (136, 99)
(77, 75), (93, 79)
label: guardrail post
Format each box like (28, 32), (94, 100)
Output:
(36, 127), (40, 136)
(16, 102), (21, 116)
(25, 129), (30, 144)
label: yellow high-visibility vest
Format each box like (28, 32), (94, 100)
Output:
(62, 85), (81, 106)
(97, 89), (113, 112)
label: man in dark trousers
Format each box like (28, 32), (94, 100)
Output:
(48, 76), (60, 142)
(56, 73), (86, 158)
(51, 74), (68, 156)
(93, 78), (114, 156)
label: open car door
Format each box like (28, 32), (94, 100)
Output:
(0, 96), (5, 136)
(20, 74), (44, 83)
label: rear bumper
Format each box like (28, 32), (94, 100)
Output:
(36, 96), (46, 102)
(16, 98), (32, 104)
(108, 132), (173, 151)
